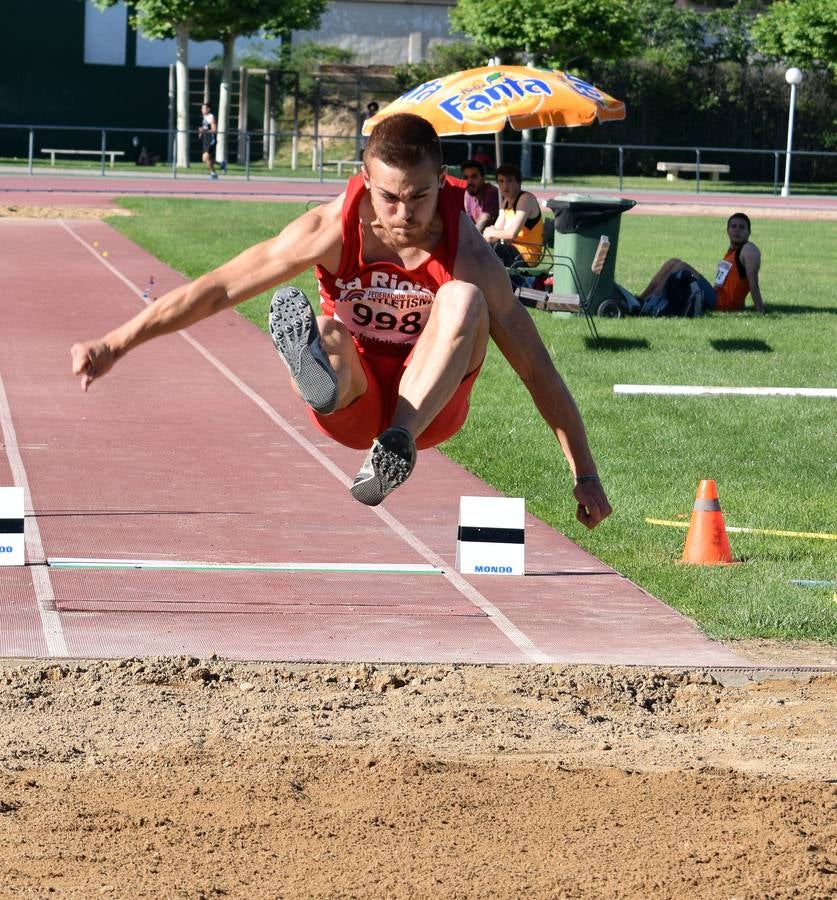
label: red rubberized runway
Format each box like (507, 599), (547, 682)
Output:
(0, 177), (753, 665)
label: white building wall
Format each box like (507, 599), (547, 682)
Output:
(294, 0), (462, 64)
(83, 0), (460, 69)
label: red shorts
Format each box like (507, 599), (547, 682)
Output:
(308, 339), (482, 451)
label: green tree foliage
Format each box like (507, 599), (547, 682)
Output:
(448, 0), (758, 73)
(752, 0), (837, 75)
(238, 43), (354, 105)
(189, 0), (328, 54)
(632, 0), (755, 71)
(392, 41), (493, 92)
(449, 0), (642, 68)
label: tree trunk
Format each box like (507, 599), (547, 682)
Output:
(175, 25), (190, 169)
(217, 34), (235, 166)
(521, 128), (532, 179)
(542, 125), (556, 185)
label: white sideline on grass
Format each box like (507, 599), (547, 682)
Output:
(614, 384), (837, 398)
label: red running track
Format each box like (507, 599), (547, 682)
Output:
(0, 203), (749, 666)
(1, 171), (836, 216)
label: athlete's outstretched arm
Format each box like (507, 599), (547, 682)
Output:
(455, 223), (612, 529)
(71, 199), (343, 391)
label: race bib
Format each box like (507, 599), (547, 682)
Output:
(714, 259), (732, 288)
(333, 286), (433, 346)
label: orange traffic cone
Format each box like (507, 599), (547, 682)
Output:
(680, 480), (734, 565)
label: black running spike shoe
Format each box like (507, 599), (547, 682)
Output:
(351, 426), (417, 506)
(268, 286), (338, 414)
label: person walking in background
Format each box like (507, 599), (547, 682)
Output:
(358, 101), (380, 157)
(639, 213), (765, 313)
(482, 163), (544, 267)
(472, 144), (494, 174)
(71, 113), (610, 526)
(461, 159), (500, 234)
(198, 102), (219, 179)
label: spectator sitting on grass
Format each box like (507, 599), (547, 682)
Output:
(639, 213), (765, 314)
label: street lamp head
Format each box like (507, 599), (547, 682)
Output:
(785, 67), (804, 86)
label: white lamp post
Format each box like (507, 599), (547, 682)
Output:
(781, 67), (804, 197)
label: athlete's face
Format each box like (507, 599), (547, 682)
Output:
(727, 216), (750, 246)
(362, 156), (446, 245)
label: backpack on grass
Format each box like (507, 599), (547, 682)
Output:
(640, 270), (707, 318)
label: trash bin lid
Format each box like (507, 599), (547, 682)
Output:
(546, 194), (636, 233)
(549, 193), (636, 208)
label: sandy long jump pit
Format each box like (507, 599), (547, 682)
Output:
(0, 656), (834, 898)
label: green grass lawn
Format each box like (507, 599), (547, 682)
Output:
(107, 197), (837, 645)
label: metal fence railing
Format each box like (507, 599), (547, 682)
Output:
(2, 123), (836, 195)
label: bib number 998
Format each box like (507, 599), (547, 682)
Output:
(352, 303), (422, 334)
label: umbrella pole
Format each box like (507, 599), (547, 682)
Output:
(494, 132), (502, 167)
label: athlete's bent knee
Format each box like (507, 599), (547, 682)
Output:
(435, 280), (489, 330)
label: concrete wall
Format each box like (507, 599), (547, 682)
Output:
(81, 0), (460, 69)
(294, 0), (462, 65)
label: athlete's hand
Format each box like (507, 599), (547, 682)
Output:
(70, 340), (117, 392)
(573, 477), (612, 530)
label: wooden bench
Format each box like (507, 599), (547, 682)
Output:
(322, 159), (363, 177)
(41, 148), (125, 168)
(656, 161), (730, 181)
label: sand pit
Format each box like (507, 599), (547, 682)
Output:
(0, 657), (834, 898)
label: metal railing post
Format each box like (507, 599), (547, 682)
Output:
(695, 148), (701, 194)
(773, 151), (780, 195)
(100, 130), (107, 176)
(245, 131), (251, 181)
(618, 146), (624, 192)
(170, 130), (178, 178)
(28, 129), (34, 174)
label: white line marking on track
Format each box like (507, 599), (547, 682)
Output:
(0, 373), (69, 657)
(50, 558), (443, 574)
(615, 384), (837, 398)
(59, 220), (551, 663)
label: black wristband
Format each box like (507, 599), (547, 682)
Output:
(575, 474), (600, 484)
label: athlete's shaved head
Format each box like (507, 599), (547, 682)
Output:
(364, 113), (443, 171)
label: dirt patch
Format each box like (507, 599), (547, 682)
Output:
(727, 639), (837, 668)
(0, 205), (130, 219)
(629, 202), (837, 221)
(0, 658), (834, 898)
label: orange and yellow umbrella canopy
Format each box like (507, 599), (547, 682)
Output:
(362, 65), (626, 137)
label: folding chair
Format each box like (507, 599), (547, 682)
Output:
(511, 234), (612, 342)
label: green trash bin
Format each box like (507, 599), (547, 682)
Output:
(546, 194), (636, 314)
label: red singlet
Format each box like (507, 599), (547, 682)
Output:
(309, 176), (480, 450)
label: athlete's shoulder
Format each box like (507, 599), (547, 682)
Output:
(740, 241), (761, 261)
(454, 214), (505, 275)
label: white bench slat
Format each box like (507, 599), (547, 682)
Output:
(656, 161), (730, 181)
(322, 159), (363, 177)
(41, 148), (126, 167)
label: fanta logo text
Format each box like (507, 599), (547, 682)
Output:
(563, 72), (604, 103)
(401, 79), (444, 103)
(439, 76), (551, 122)
(474, 565), (512, 573)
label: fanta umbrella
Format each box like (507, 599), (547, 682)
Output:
(361, 65), (625, 137)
